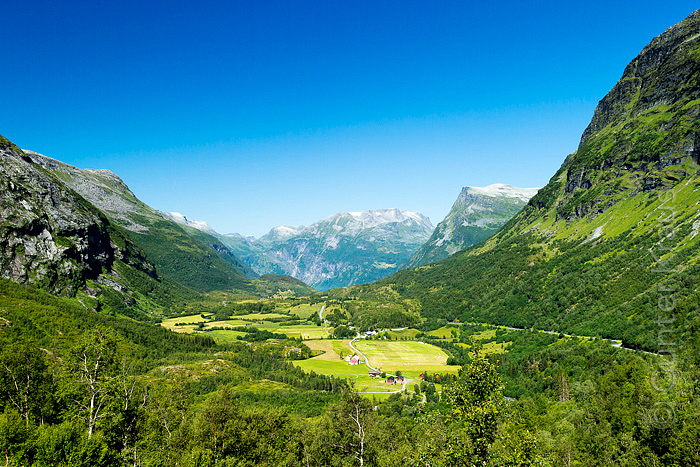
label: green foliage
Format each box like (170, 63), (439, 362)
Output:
(442, 352), (503, 466)
(320, 297), (421, 331)
(333, 324), (355, 338)
(0, 341), (55, 425)
(126, 216), (255, 293)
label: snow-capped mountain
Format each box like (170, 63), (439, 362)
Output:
(162, 211), (217, 234)
(401, 184), (539, 269)
(219, 209), (434, 290)
(256, 225), (307, 245)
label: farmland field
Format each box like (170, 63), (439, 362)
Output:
(295, 339), (404, 394)
(286, 303), (322, 319)
(232, 312), (290, 321)
(160, 314), (212, 333)
(426, 326), (458, 339)
(303, 339), (356, 360)
(353, 340), (460, 378)
(295, 338), (460, 394)
(254, 323), (331, 339)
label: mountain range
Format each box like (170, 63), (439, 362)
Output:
(170, 197), (535, 291)
(193, 209), (435, 291)
(2, 9), (700, 465)
(2, 142), (531, 295)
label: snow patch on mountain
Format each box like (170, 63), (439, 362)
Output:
(224, 233), (256, 242)
(162, 212), (216, 234)
(466, 184), (540, 201)
(402, 183), (539, 270)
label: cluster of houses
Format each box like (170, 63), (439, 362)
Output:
(367, 369), (404, 384)
(386, 375), (405, 384)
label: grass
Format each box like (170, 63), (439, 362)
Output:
(233, 312), (290, 321)
(294, 339), (450, 394)
(254, 323), (331, 339)
(427, 326), (459, 339)
(353, 340), (460, 379)
(294, 351), (400, 394)
(160, 314), (213, 333)
(202, 329), (248, 342)
(161, 313), (211, 326)
(303, 340), (355, 360)
(380, 328), (422, 340)
(287, 303), (322, 319)
(160, 308), (332, 341)
(481, 341), (510, 355)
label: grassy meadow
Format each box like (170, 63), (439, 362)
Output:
(159, 301), (468, 396)
(354, 340), (460, 378)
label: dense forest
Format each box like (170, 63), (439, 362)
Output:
(1, 277), (699, 466)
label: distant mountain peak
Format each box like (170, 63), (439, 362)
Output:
(226, 208), (434, 290)
(223, 232), (256, 242)
(402, 183), (538, 269)
(162, 211), (216, 234)
(464, 184), (541, 202)
(324, 209), (433, 232)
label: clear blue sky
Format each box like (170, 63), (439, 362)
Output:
(3, 1), (698, 237)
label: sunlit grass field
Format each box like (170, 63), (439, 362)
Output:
(254, 323), (331, 339)
(286, 303), (322, 319)
(294, 338), (460, 392)
(354, 340), (460, 378)
(295, 339), (403, 394)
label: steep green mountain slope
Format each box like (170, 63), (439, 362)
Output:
(161, 211), (260, 280)
(26, 151), (257, 293)
(401, 184), (539, 269)
(349, 9), (700, 352)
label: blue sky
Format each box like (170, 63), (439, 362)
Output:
(3, 1), (698, 237)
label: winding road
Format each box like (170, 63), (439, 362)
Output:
(348, 333), (412, 394)
(458, 321), (659, 356)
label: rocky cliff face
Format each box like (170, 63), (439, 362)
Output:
(0, 137), (117, 294)
(26, 150), (162, 233)
(402, 184), (538, 269)
(222, 209), (434, 290)
(25, 150), (257, 291)
(537, 9), (700, 224)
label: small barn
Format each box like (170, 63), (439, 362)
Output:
(349, 355), (360, 365)
(396, 376), (405, 384)
(368, 370), (381, 377)
(387, 376), (395, 384)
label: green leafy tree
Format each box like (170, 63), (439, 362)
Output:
(441, 351), (503, 466)
(0, 341), (54, 425)
(313, 390), (378, 466)
(189, 386), (244, 464)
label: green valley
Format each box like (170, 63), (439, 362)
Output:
(3, 7), (700, 467)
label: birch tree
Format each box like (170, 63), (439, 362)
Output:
(0, 341), (52, 425)
(69, 328), (120, 439)
(316, 390), (378, 466)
